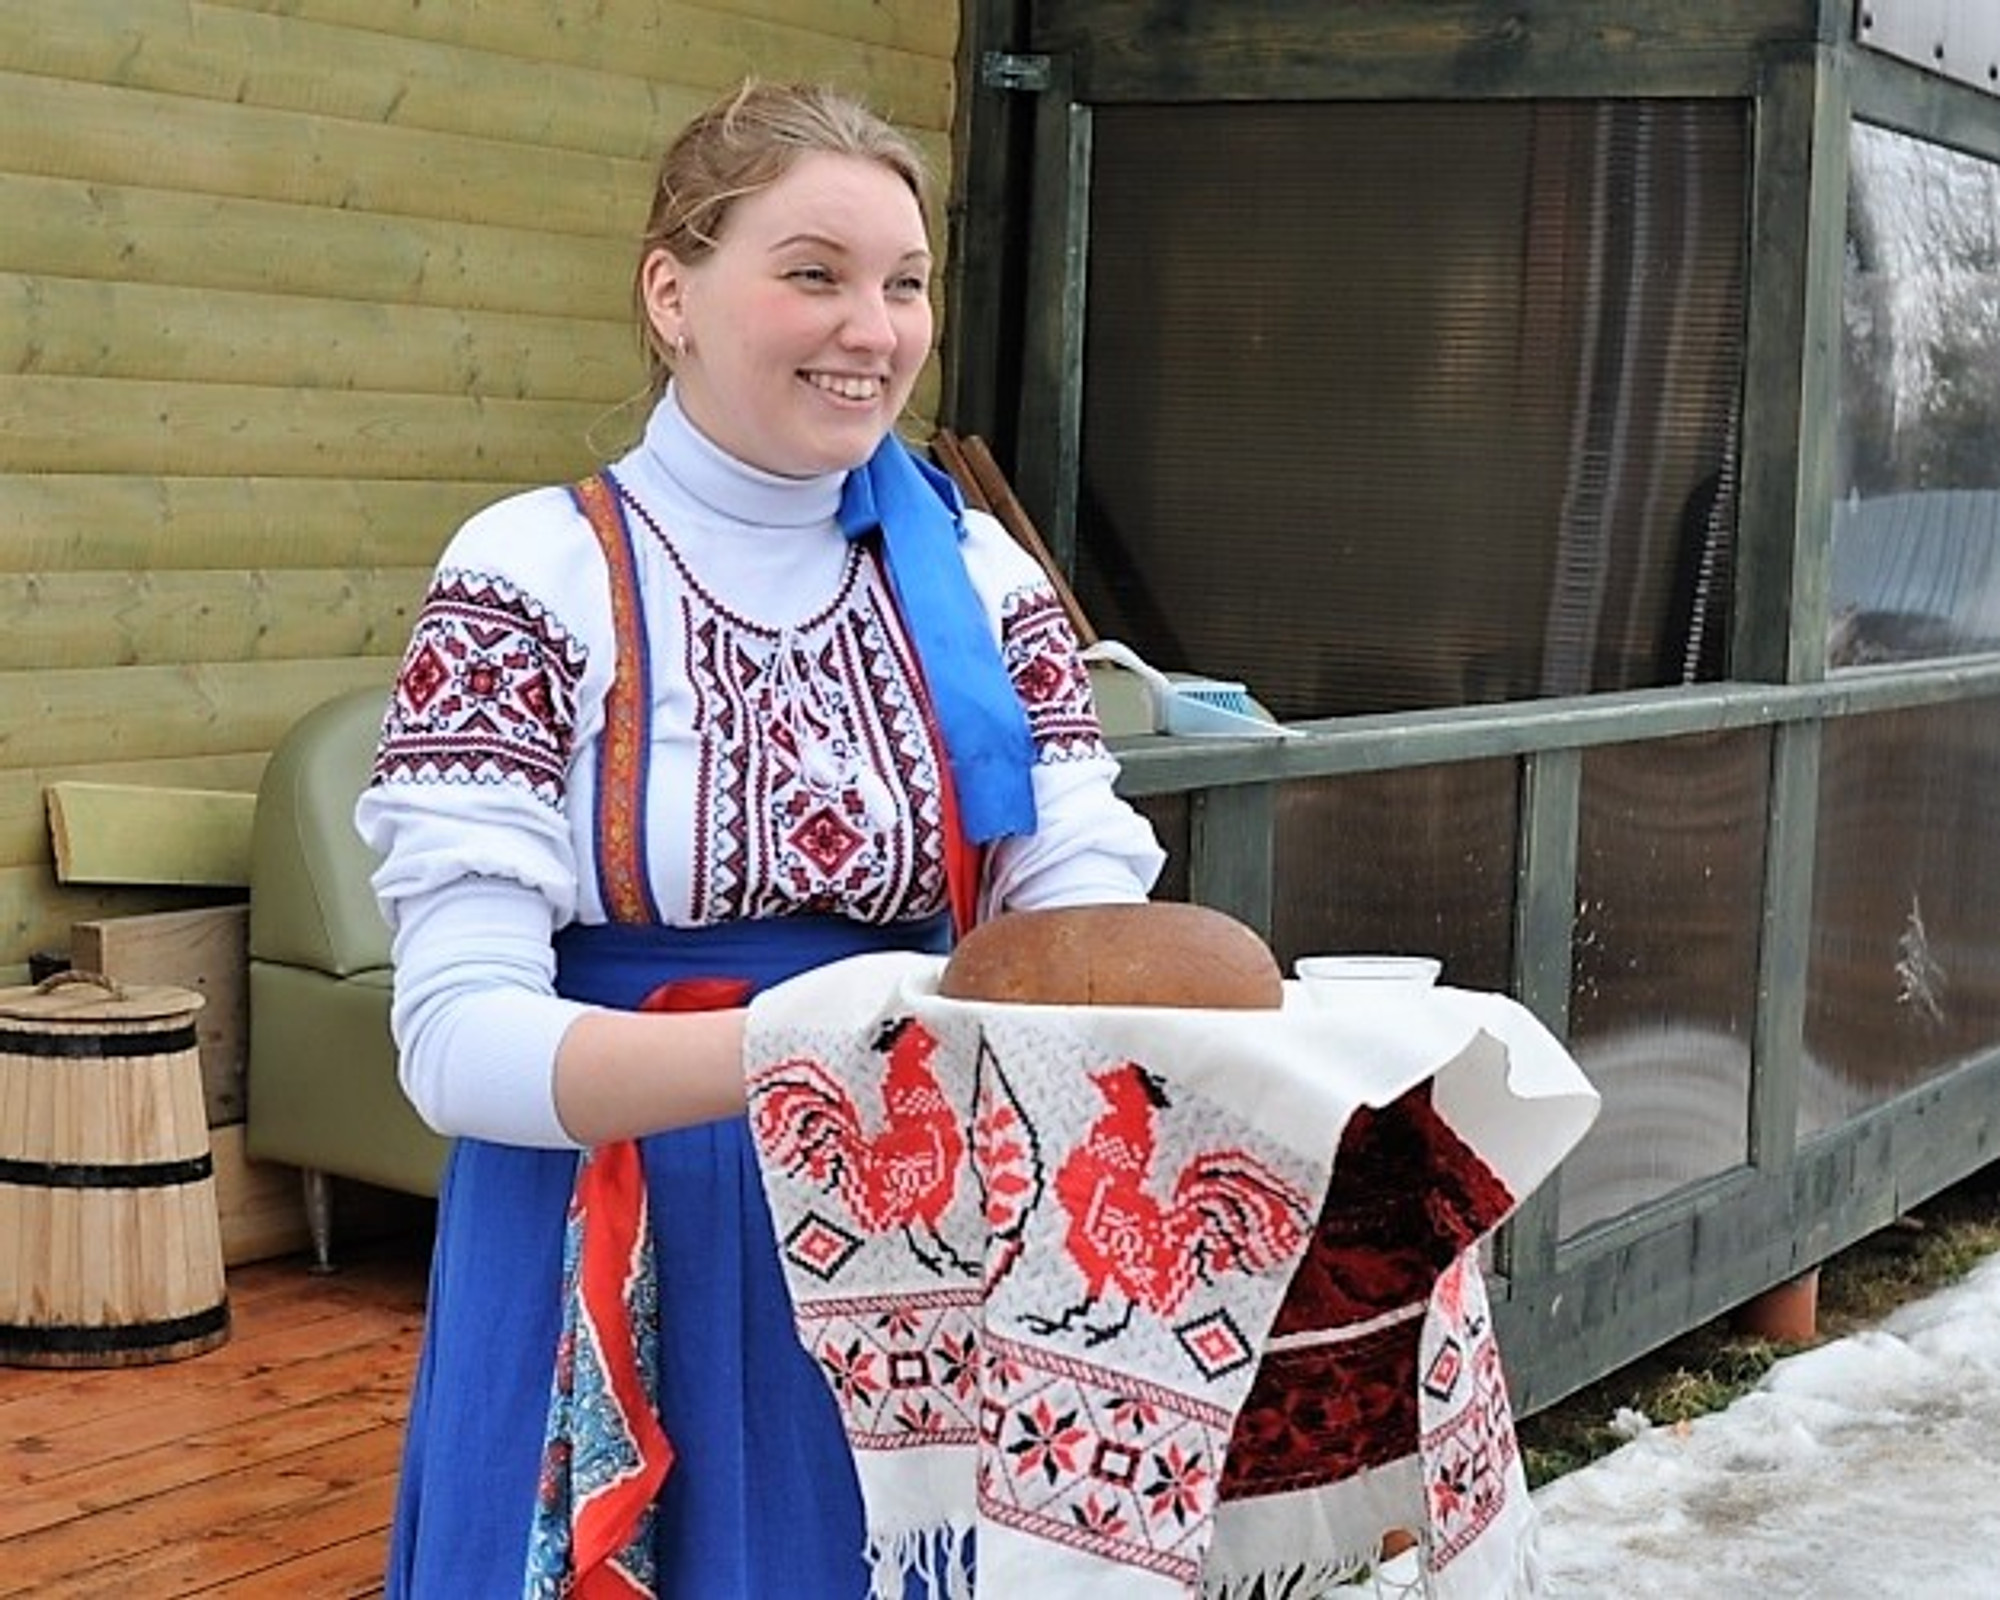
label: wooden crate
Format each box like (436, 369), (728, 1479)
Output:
(71, 903), (249, 1127)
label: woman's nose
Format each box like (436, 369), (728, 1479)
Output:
(841, 291), (896, 351)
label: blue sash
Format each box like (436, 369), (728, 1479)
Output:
(553, 913), (948, 1007)
(839, 437), (1039, 843)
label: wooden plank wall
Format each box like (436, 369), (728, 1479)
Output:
(0, 0), (962, 972)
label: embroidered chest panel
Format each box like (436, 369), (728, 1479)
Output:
(677, 575), (947, 925)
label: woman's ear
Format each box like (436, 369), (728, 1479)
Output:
(639, 249), (688, 354)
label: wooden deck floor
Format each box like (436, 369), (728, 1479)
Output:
(0, 1228), (430, 1598)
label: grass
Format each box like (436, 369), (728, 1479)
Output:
(1515, 1161), (2000, 1488)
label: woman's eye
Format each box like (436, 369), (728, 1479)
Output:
(889, 275), (929, 299)
(788, 266), (835, 286)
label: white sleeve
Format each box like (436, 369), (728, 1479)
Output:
(385, 877), (591, 1148)
(352, 486), (614, 1148)
(983, 750), (1165, 913)
(354, 487), (612, 929)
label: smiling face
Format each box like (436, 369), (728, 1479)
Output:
(640, 151), (934, 479)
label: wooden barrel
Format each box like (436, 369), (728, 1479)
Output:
(0, 971), (230, 1366)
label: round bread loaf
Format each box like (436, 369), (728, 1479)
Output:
(937, 902), (1284, 1010)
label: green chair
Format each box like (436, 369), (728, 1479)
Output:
(245, 687), (447, 1267)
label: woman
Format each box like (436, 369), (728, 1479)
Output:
(359, 80), (1164, 1596)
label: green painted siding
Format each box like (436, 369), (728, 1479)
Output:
(0, 0), (962, 962)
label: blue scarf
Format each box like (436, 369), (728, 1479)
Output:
(838, 437), (1038, 843)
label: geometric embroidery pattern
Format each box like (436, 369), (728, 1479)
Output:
(374, 568), (587, 809)
(1001, 587), (1112, 762)
(677, 575), (947, 928)
(783, 1212), (866, 1283)
(1421, 1259), (1521, 1572)
(979, 1330), (1234, 1586)
(1422, 1333), (1466, 1402)
(1174, 1309), (1258, 1384)
(799, 1286), (983, 1449)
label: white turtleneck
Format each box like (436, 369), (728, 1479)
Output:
(614, 383), (850, 616)
(357, 389), (1163, 1148)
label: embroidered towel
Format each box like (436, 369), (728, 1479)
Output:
(743, 953), (1598, 1598)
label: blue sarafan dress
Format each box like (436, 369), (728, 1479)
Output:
(389, 916), (949, 1597)
(363, 402), (1162, 1597)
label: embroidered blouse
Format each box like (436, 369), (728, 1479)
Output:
(356, 389), (1165, 1148)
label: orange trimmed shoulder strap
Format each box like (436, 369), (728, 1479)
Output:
(567, 472), (659, 926)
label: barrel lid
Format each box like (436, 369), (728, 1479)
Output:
(0, 970), (205, 1026)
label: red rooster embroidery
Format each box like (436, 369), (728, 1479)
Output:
(749, 1017), (975, 1276)
(1030, 1062), (1312, 1345)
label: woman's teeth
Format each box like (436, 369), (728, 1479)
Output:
(806, 372), (881, 400)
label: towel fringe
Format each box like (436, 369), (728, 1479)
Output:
(865, 1520), (976, 1600)
(1200, 1545), (1381, 1599)
(1198, 1516), (1544, 1600)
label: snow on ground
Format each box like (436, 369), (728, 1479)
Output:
(1529, 1249), (2000, 1595)
(1340, 1250), (2000, 1596)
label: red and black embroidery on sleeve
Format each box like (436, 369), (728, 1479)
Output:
(373, 569), (588, 809)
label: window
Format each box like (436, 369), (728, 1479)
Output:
(1077, 100), (1749, 718)
(1830, 123), (2000, 668)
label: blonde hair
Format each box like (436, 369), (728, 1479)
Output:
(634, 81), (933, 398)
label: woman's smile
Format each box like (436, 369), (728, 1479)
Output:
(802, 369), (889, 403)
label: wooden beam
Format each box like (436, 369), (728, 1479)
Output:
(1030, 0), (1805, 101)
(46, 781), (256, 887)
(931, 428), (1100, 644)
